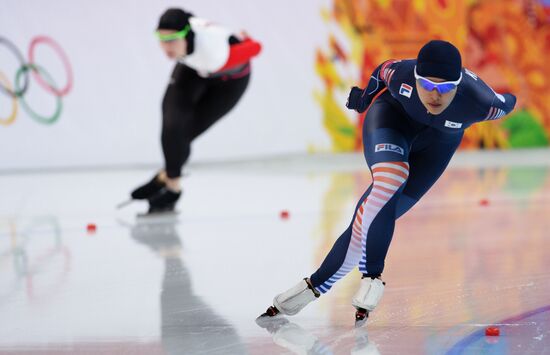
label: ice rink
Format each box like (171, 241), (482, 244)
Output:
(1, 150), (549, 354)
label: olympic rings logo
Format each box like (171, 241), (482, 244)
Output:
(0, 36), (73, 126)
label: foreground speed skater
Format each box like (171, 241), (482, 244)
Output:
(128, 8), (261, 215)
(258, 40), (517, 326)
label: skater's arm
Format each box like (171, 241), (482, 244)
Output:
(346, 59), (399, 113)
(480, 91), (517, 121)
(216, 35), (262, 72)
(487, 92), (517, 119)
(471, 75), (517, 121)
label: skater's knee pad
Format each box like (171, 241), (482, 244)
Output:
(274, 279), (320, 316)
(352, 278), (385, 311)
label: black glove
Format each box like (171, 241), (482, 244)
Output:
(346, 86), (368, 113)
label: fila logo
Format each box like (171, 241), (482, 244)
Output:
(444, 120), (463, 129)
(399, 83), (413, 98)
(375, 143), (404, 155)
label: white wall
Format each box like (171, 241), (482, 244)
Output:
(0, 0), (332, 170)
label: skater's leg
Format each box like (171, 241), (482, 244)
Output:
(144, 65), (206, 213)
(259, 94), (415, 319)
(161, 71), (249, 190)
(161, 64), (207, 180)
(308, 188), (369, 292)
(343, 101), (419, 323)
(130, 64), (202, 202)
(191, 73), (250, 140)
(310, 96), (415, 293)
(395, 129), (464, 218)
(351, 129), (463, 323)
(306, 127), (410, 323)
(350, 129), (411, 279)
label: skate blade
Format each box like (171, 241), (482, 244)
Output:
(255, 313), (288, 330)
(116, 199), (134, 209)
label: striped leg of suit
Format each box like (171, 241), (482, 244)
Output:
(309, 161), (409, 294)
(358, 162), (409, 274)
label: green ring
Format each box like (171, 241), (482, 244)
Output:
(15, 64), (62, 125)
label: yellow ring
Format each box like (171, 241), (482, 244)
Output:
(0, 71), (18, 126)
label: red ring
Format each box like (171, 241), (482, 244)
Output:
(28, 36), (73, 97)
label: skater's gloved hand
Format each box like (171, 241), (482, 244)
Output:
(346, 86), (369, 113)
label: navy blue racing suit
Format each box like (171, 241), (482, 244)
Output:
(309, 59), (516, 293)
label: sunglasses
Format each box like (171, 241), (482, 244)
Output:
(155, 25), (191, 42)
(414, 66), (462, 94)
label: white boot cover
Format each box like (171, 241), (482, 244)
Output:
(273, 279), (319, 316)
(351, 278), (385, 311)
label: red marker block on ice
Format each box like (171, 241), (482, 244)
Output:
(485, 326), (500, 336)
(280, 210), (290, 220)
(87, 223), (97, 233)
